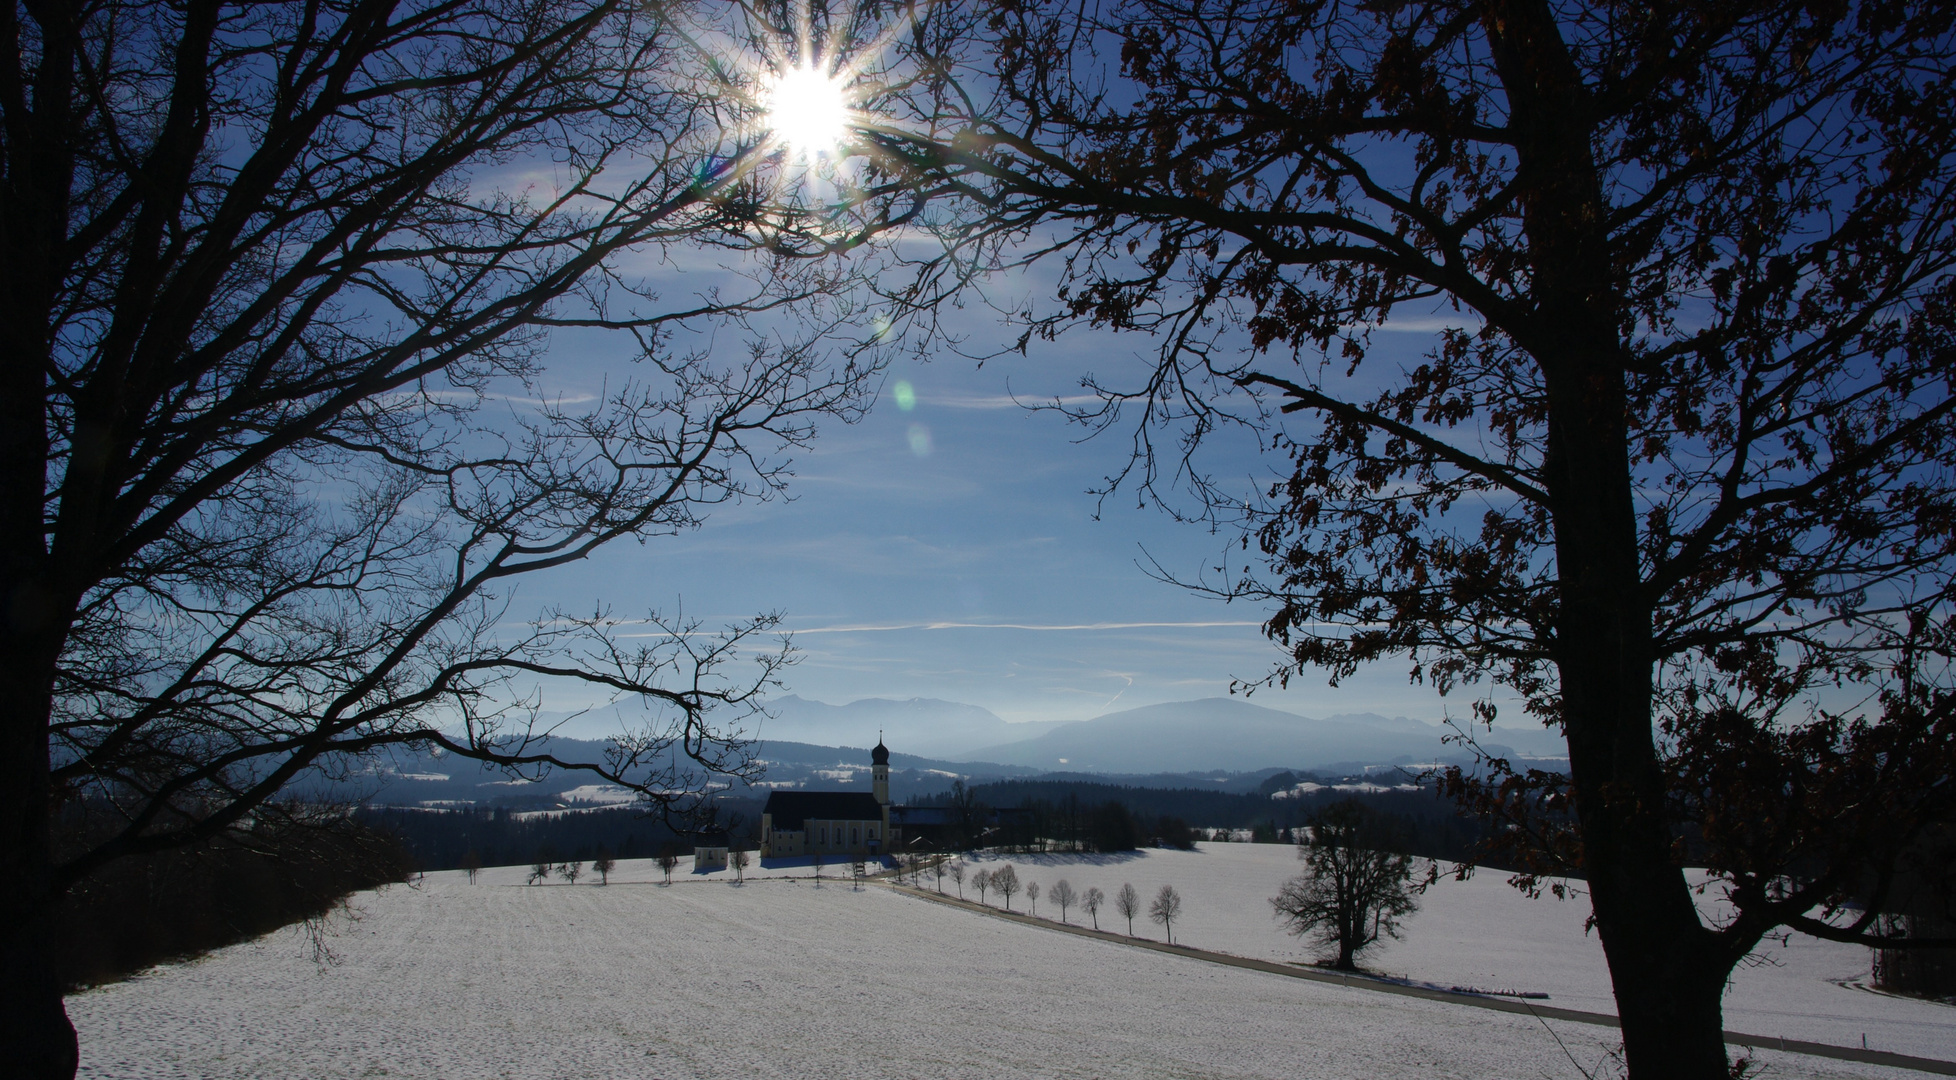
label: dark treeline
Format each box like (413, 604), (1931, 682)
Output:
(918, 779), (1495, 867)
(53, 813), (411, 989)
(357, 799), (764, 872)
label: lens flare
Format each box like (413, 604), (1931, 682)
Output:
(906, 423), (932, 456)
(892, 380), (916, 411)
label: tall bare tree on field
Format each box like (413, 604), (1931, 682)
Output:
(731, 848), (750, 885)
(1050, 879), (1076, 924)
(991, 864), (1020, 911)
(1272, 800), (1420, 971)
(845, 2), (1956, 1075)
(1149, 885), (1183, 945)
(461, 850), (483, 885)
(0, 1), (893, 1072)
(972, 867), (991, 906)
(1115, 883), (1141, 937)
(1083, 886), (1105, 930)
(949, 859), (966, 899)
(593, 848), (616, 886)
(657, 847), (680, 887)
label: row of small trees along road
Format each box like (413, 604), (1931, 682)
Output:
(929, 862), (1187, 944)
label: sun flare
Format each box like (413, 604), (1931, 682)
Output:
(764, 63), (854, 159)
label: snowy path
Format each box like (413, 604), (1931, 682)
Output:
(66, 851), (1949, 1080)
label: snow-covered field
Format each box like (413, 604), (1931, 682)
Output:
(953, 845), (1955, 1061)
(66, 844), (1951, 1079)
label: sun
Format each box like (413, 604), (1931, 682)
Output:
(764, 62), (855, 160)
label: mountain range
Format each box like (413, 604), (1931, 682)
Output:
(753, 694), (1075, 759)
(761, 693), (1566, 774)
(954, 696), (1564, 773)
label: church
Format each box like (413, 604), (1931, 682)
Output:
(757, 738), (894, 859)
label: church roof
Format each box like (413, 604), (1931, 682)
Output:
(761, 790), (885, 829)
(871, 738), (890, 765)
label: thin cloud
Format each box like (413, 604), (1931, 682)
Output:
(788, 619), (1266, 633)
(923, 391), (1105, 410)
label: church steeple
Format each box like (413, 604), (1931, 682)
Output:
(871, 731), (890, 806)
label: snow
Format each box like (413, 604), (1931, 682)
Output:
(558, 784), (637, 805)
(64, 844), (1950, 1079)
(955, 844), (1956, 1061)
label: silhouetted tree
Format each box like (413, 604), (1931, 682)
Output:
(1092, 802), (1140, 852)
(731, 849), (750, 885)
(1150, 885), (1184, 945)
(1116, 883), (1142, 936)
(1272, 800), (1420, 971)
(949, 859), (966, 898)
(461, 850), (483, 885)
(811, 851), (826, 886)
(860, 3), (1956, 1074)
(593, 848), (616, 886)
(2, 0), (893, 1071)
(949, 780), (990, 850)
(972, 867), (992, 906)
(1154, 817), (1197, 851)
(558, 861), (584, 887)
(1026, 880), (1041, 917)
(1083, 886), (1106, 930)
(656, 846), (680, 887)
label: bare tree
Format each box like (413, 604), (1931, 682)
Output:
(731, 848), (750, 885)
(1115, 883), (1142, 937)
(528, 856), (553, 887)
(933, 856), (947, 893)
(1026, 880), (1041, 917)
(1150, 885), (1184, 945)
(593, 847), (616, 886)
(558, 860), (584, 887)
(461, 850), (483, 885)
(656, 847), (680, 887)
(1083, 886), (1106, 931)
(1050, 879), (1077, 924)
(1272, 800), (1420, 972)
(859, 4), (1956, 1075)
(972, 867), (992, 906)
(811, 851), (826, 887)
(949, 859), (966, 898)
(0, 0), (897, 1070)
(992, 864), (1021, 911)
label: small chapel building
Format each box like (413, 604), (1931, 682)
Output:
(758, 739), (893, 859)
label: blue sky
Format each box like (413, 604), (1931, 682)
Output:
(521, 266), (1505, 732)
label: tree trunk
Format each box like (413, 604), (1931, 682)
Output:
(1487, 3), (1738, 1074)
(1542, 348), (1732, 1079)
(0, 629), (78, 1079)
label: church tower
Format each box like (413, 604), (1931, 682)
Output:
(871, 733), (890, 806)
(871, 734), (892, 851)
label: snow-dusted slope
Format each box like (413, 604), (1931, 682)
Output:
(65, 845), (1947, 1079)
(955, 844), (1954, 1062)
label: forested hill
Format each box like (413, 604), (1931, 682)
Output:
(918, 778), (1494, 866)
